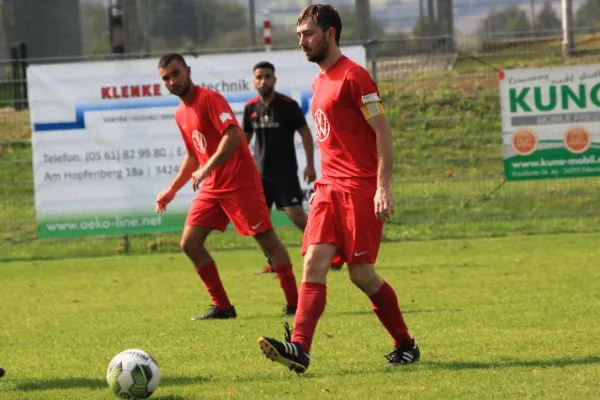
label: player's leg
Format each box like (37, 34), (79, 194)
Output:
(347, 262), (418, 365)
(253, 229), (298, 316)
(342, 192), (419, 366)
(283, 205), (307, 231)
(277, 177), (343, 271)
(183, 196), (236, 321)
(256, 179), (276, 274)
(221, 187), (299, 315)
(282, 208), (343, 271)
(273, 175), (306, 231)
(258, 185), (337, 373)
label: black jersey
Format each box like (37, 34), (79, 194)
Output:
(242, 92), (307, 182)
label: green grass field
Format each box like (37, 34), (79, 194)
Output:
(1, 233), (599, 399)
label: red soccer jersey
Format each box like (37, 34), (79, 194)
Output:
(311, 56), (381, 197)
(175, 86), (261, 194)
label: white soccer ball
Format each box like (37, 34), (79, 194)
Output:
(106, 349), (161, 399)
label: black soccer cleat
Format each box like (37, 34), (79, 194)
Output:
(282, 305), (297, 317)
(191, 305), (237, 321)
(385, 341), (420, 367)
(258, 323), (310, 374)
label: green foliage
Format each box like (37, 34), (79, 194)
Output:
(413, 16), (437, 37)
(336, 7), (385, 41)
(478, 5), (532, 38)
(81, 3), (110, 55)
(535, 2), (561, 33)
(576, 0), (600, 29)
(147, 0), (248, 49)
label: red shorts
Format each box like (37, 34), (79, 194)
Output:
(185, 185), (273, 236)
(302, 184), (383, 264)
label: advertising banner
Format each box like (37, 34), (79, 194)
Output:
(28, 47), (367, 238)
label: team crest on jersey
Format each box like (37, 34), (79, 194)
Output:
(219, 112), (233, 123)
(192, 130), (207, 154)
(314, 109), (330, 142)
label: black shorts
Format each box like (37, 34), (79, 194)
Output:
(262, 177), (304, 210)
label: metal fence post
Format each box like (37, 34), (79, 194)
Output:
(369, 39), (379, 84)
(10, 43), (22, 111)
(18, 42), (28, 109)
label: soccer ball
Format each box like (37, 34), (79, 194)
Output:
(106, 349), (160, 399)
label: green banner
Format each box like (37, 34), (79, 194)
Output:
(37, 210), (296, 239)
(504, 146), (600, 180)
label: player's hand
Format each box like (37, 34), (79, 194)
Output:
(309, 191), (316, 205)
(191, 168), (208, 192)
(304, 164), (317, 183)
(156, 189), (176, 214)
(374, 184), (394, 222)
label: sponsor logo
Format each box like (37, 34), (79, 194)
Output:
(512, 129), (537, 156)
(314, 109), (330, 142)
(219, 112), (233, 123)
(192, 130), (207, 154)
(564, 127), (591, 154)
(101, 84), (161, 99)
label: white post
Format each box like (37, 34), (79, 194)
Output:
(263, 11), (272, 52)
(562, 0), (574, 58)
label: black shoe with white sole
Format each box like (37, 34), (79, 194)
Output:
(258, 323), (310, 373)
(385, 341), (420, 366)
(191, 305), (237, 321)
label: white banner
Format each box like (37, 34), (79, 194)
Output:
(500, 65), (600, 181)
(28, 46), (367, 238)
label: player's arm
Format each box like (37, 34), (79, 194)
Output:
(242, 105), (254, 143)
(197, 125), (243, 176)
(368, 113), (395, 222)
(157, 139), (199, 214)
(298, 125), (316, 183)
(168, 151), (199, 193)
(292, 101), (316, 183)
(368, 115), (394, 188)
(348, 67), (394, 221)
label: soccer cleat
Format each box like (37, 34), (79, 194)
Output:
(254, 265), (275, 275)
(191, 305), (237, 321)
(258, 323), (310, 373)
(282, 305), (297, 317)
(384, 341), (420, 367)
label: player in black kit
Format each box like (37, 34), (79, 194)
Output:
(243, 61), (343, 274)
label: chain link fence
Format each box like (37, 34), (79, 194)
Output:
(2, 0), (600, 260)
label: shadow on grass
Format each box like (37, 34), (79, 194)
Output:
(428, 355), (600, 370)
(15, 375), (206, 392)
(335, 308), (462, 316)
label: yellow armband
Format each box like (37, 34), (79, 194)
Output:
(360, 101), (385, 120)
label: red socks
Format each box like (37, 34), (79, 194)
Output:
(291, 282), (327, 354)
(194, 261), (232, 310)
(370, 281), (412, 348)
(273, 264), (298, 307)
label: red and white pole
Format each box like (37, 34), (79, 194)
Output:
(263, 11), (272, 52)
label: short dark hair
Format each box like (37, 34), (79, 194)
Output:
(253, 61), (275, 73)
(158, 53), (187, 69)
(297, 4), (342, 45)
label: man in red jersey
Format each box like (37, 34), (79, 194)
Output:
(258, 4), (419, 372)
(155, 53), (299, 319)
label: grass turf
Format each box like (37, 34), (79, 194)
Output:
(0, 232), (599, 399)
